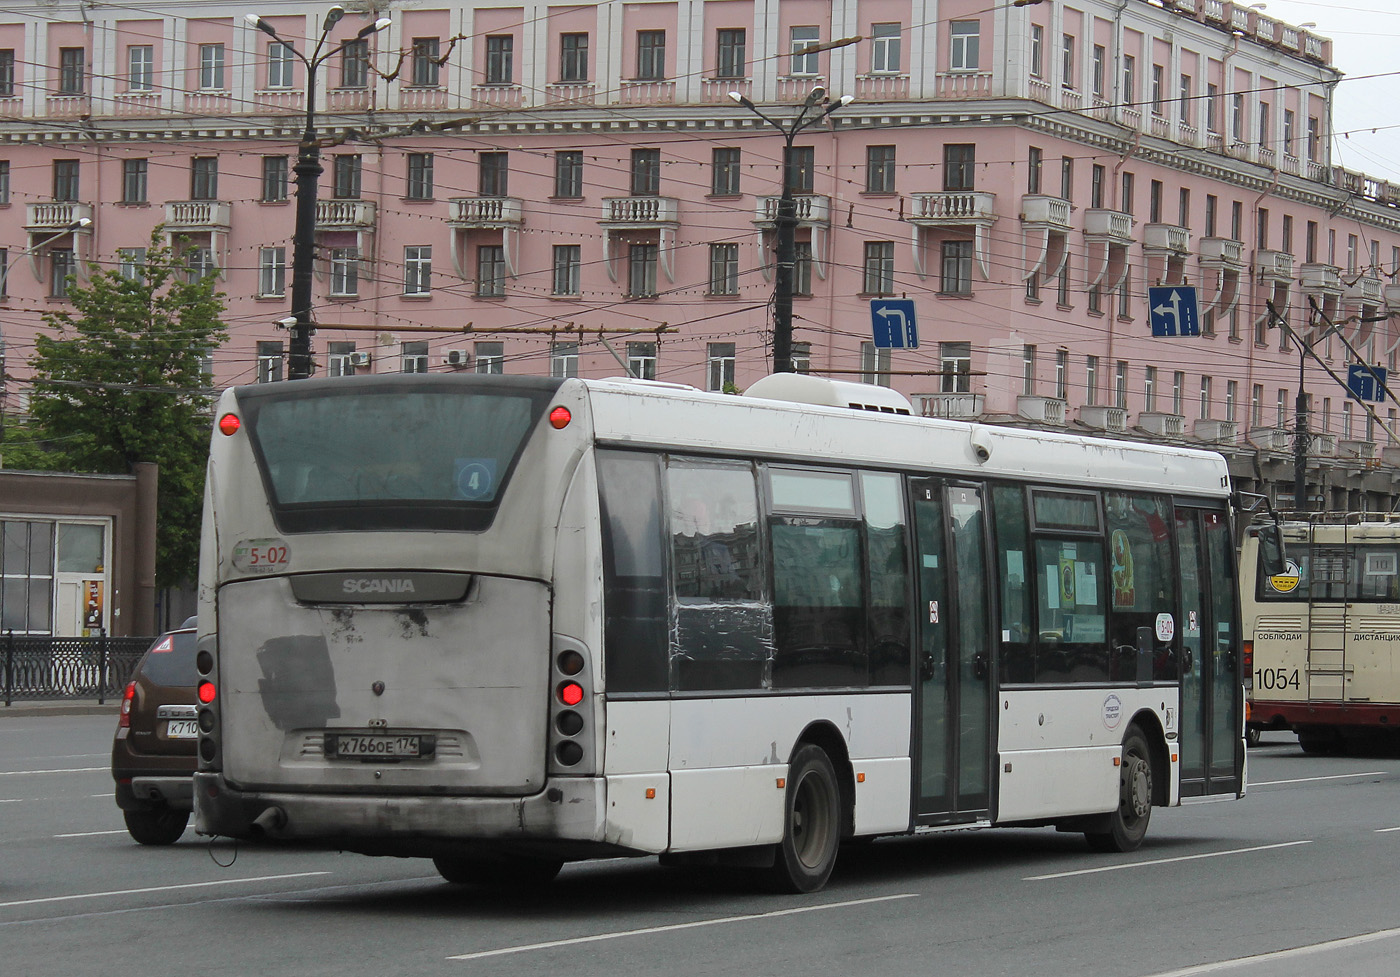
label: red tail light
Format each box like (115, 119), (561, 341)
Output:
(119, 682), (136, 728)
(218, 413), (241, 436)
(557, 681), (584, 706)
(549, 406), (572, 429)
(197, 680), (217, 704)
(1242, 640), (1254, 680)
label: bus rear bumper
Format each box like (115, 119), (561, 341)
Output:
(1250, 700), (1400, 731)
(193, 772), (613, 858)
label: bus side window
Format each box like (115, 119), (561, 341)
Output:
(1104, 493), (1174, 682)
(862, 472), (910, 687)
(598, 450), (669, 694)
(992, 485), (1034, 683)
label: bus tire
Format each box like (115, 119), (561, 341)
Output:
(432, 855), (563, 889)
(1246, 727), (1262, 748)
(1085, 726), (1153, 853)
(123, 805), (190, 846)
(767, 744), (841, 893)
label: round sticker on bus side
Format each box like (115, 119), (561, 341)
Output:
(232, 538), (291, 575)
(1269, 560), (1302, 594)
(1155, 612), (1175, 643)
(1102, 694), (1123, 731)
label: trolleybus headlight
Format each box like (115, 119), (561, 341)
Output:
(557, 681), (584, 707)
(556, 710), (584, 736)
(549, 406), (572, 429)
(555, 742), (584, 766)
(557, 649), (585, 676)
(198, 680), (217, 704)
(218, 413), (241, 436)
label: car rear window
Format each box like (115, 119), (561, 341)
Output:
(136, 631), (198, 687)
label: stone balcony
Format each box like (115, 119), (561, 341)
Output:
(163, 200), (230, 231)
(914, 392), (983, 419)
(1299, 262), (1342, 295)
(1138, 412), (1185, 438)
(446, 197), (524, 228)
(1078, 405), (1127, 433)
(1020, 195), (1072, 230)
(600, 196), (680, 227)
(1083, 209), (1134, 246)
(316, 199), (377, 228)
(1143, 223), (1190, 254)
(1255, 250), (1295, 283)
(1345, 274), (1383, 305)
(25, 201), (94, 231)
(1198, 237), (1245, 270)
(753, 194), (831, 227)
(907, 191), (997, 225)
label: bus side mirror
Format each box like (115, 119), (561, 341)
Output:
(1256, 523), (1287, 577)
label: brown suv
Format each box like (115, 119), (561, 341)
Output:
(111, 618), (198, 845)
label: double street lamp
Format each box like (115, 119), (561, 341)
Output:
(245, 7), (391, 380)
(730, 87), (853, 374)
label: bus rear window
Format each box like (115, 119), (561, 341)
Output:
(236, 378), (559, 533)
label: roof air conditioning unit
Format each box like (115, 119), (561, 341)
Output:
(445, 349), (471, 367)
(348, 351), (372, 368)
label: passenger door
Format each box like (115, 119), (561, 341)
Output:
(911, 479), (993, 822)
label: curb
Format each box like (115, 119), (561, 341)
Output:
(1, 701), (119, 718)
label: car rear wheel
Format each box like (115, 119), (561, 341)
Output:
(124, 805), (190, 846)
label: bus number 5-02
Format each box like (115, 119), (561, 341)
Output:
(1255, 667), (1301, 691)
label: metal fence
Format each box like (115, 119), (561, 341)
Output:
(2, 635), (155, 705)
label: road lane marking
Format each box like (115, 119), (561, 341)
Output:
(0, 872), (331, 908)
(0, 767), (106, 777)
(1250, 771), (1386, 787)
(52, 829), (127, 838)
(446, 893), (920, 961)
(1375, 826), (1400, 833)
(1143, 925), (1400, 976)
(1024, 841), (1312, 881)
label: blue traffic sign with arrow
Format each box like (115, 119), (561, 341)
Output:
(1148, 286), (1201, 337)
(870, 298), (918, 348)
(1347, 364), (1388, 403)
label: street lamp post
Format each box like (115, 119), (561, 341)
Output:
(245, 8), (390, 380)
(730, 88), (853, 374)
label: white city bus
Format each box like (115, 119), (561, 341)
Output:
(193, 373), (1245, 892)
(1243, 514), (1400, 753)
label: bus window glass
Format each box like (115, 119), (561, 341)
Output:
(1033, 538), (1107, 682)
(771, 518), (864, 688)
(992, 484), (1033, 683)
(769, 469), (855, 513)
(861, 471), (909, 686)
(666, 461), (771, 691)
(1032, 490), (1101, 532)
(1104, 493), (1175, 681)
(1359, 549), (1400, 599)
(598, 450), (668, 694)
(1205, 511), (1238, 777)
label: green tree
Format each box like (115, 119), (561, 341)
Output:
(27, 230), (227, 588)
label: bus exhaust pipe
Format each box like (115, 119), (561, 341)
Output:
(250, 806), (287, 838)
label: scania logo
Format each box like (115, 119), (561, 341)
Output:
(342, 578), (418, 594)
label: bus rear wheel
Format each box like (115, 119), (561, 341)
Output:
(432, 855), (563, 889)
(1086, 727), (1153, 853)
(767, 744), (841, 893)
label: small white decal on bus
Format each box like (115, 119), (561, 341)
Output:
(1102, 694), (1123, 731)
(1155, 613), (1175, 643)
(1268, 561), (1302, 594)
(231, 538), (291, 575)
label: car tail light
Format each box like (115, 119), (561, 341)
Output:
(119, 682), (136, 728)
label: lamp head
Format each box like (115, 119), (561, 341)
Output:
(357, 16), (392, 38)
(245, 13), (279, 38)
(807, 85), (827, 103)
(322, 6), (346, 32)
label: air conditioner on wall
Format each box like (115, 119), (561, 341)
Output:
(445, 349), (471, 367)
(348, 351), (372, 368)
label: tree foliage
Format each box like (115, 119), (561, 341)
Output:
(27, 230), (227, 588)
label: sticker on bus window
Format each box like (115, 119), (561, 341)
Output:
(232, 538), (291, 575)
(1155, 613), (1175, 643)
(454, 458), (497, 501)
(1268, 560), (1302, 594)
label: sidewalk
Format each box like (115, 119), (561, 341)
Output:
(1, 700), (119, 718)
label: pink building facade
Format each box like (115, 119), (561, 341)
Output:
(3, 0), (1400, 508)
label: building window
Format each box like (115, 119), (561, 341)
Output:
(327, 341), (357, 377)
(1122, 54), (1136, 103)
(1060, 156), (1073, 201)
(950, 22), (980, 71)
(861, 343), (892, 387)
(406, 153), (434, 200)
(1226, 380), (1237, 422)
(479, 152), (508, 196)
(262, 156), (288, 202)
(636, 30), (665, 80)
(190, 157), (218, 201)
(1028, 147), (1042, 194)
(404, 245), (431, 296)
(1118, 271), (1132, 318)
(559, 33), (589, 83)
(716, 29), (746, 79)
(1144, 366), (1157, 413)
(1179, 74), (1192, 125)
(863, 241), (895, 295)
(1206, 83), (1220, 132)
(628, 243), (658, 298)
(412, 38), (441, 87)
(60, 47), (85, 94)
(53, 159), (79, 202)
(1022, 344), (1037, 395)
(1173, 372), (1185, 416)
(790, 26), (819, 76)
(1115, 362), (1128, 410)
(1252, 384), (1263, 428)
(1088, 284), (1102, 315)
(268, 42), (294, 89)
(402, 341), (429, 374)
(118, 248), (146, 281)
(940, 240), (973, 295)
(707, 342), (736, 391)
(1061, 34), (1075, 89)
(709, 243), (739, 295)
(1149, 180), (1163, 224)
(0, 49), (14, 97)
(1120, 172), (1134, 214)
(1085, 356), (1099, 406)
(485, 35), (514, 84)
(871, 23), (901, 74)
(198, 44), (224, 90)
(790, 341), (811, 374)
(1307, 116), (1321, 162)
(555, 151), (583, 198)
(788, 146), (816, 192)
(128, 45), (153, 91)
(184, 246), (215, 282)
(1258, 101), (1270, 147)
(1091, 164), (1105, 209)
(711, 147), (741, 196)
(257, 340), (284, 383)
(941, 342), (971, 393)
(1030, 25), (1044, 78)
(341, 39), (369, 88)
(258, 247), (286, 297)
(329, 248), (358, 297)
(475, 341), (504, 374)
(1056, 262), (1070, 306)
(944, 144), (975, 191)
(333, 155), (362, 199)
(1092, 45), (1105, 98)
(627, 341), (657, 380)
(631, 148), (661, 196)
(476, 245), (505, 298)
(552, 245), (581, 295)
(1204, 194), (1217, 236)
(1283, 109), (1296, 156)
(1232, 93), (1244, 141)
(1200, 376), (1213, 419)
(866, 145), (896, 193)
(551, 341), (580, 379)
(1055, 350), (1068, 400)
(794, 241), (813, 296)
(0, 247), (7, 297)
(121, 159), (147, 204)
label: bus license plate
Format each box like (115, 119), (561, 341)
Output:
(325, 733), (432, 760)
(165, 719), (199, 739)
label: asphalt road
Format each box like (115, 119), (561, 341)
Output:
(4, 713), (1400, 977)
